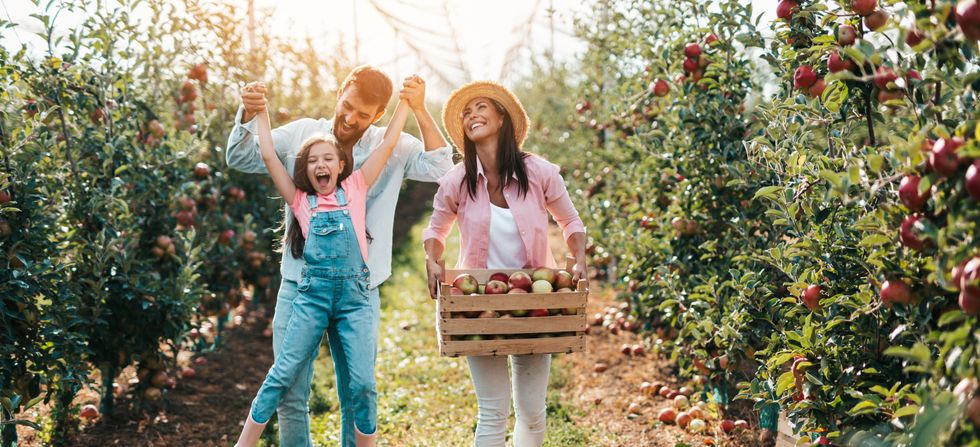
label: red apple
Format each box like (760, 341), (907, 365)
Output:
(659, 387), (672, 398)
(907, 70), (922, 80)
(218, 229), (235, 245)
(683, 58), (699, 73)
(878, 89), (904, 105)
(188, 63), (208, 83)
(929, 137), (964, 177)
(777, 0), (799, 20)
(652, 79), (670, 97)
(734, 420), (749, 430)
(881, 279), (914, 307)
(705, 33), (718, 44)
(802, 285), (822, 311)
(485, 280), (509, 294)
(794, 65), (817, 89)
(684, 43), (701, 58)
(531, 267), (556, 284)
(632, 344), (645, 356)
(507, 288), (528, 295)
(873, 66), (899, 89)
(956, 0), (980, 41)
(828, 52), (855, 73)
(960, 288), (980, 315)
(865, 10), (888, 31)
(488, 272), (509, 283)
(155, 235), (172, 249)
(676, 411), (692, 428)
(593, 362), (608, 373)
(898, 175), (930, 211)
(967, 395), (980, 426)
(181, 80), (196, 97)
(816, 436), (831, 445)
(851, 0), (877, 16)
(508, 271), (533, 292)
(453, 274), (479, 294)
(176, 210), (195, 227)
(180, 367), (196, 379)
(906, 29), (925, 47)
(899, 214), (927, 251)
(720, 419), (736, 434)
(658, 408), (678, 423)
(838, 24), (857, 46)
(80, 404), (99, 420)
(554, 270), (574, 289)
(808, 79), (827, 98)
(0, 190), (11, 204)
(965, 160), (980, 200)
(193, 162), (210, 179)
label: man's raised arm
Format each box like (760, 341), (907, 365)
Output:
(226, 82), (312, 174)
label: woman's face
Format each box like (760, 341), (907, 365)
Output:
(306, 142), (345, 196)
(461, 97), (504, 144)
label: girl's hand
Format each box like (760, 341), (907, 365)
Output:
(426, 257), (444, 300)
(572, 256), (589, 290)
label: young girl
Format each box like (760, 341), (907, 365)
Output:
(235, 84), (410, 447)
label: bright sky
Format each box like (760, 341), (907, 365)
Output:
(1, 0), (777, 99)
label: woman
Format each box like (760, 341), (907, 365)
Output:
(422, 81), (587, 447)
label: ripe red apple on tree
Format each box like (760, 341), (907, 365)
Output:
(956, 0), (980, 41)
(652, 79), (670, 97)
(684, 43), (701, 58)
(794, 65), (817, 89)
(801, 285), (822, 311)
(777, 0), (799, 20)
(851, 0), (877, 16)
(965, 160), (980, 200)
(960, 258), (980, 315)
(89, 108), (106, 124)
(837, 24), (857, 46)
(218, 229), (236, 245)
(898, 175), (930, 211)
(0, 190), (11, 204)
(188, 63), (208, 83)
(881, 279), (914, 307)
(828, 52), (855, 73)
(704, 33), (718, 45)
(873, 66), (898, 89)
(193, 162), (211, 179)
(929, 137), (964, 177)
(877, 89), (904, 106)
(575, 101), (591, 114)
(899, 214), (928, 251)
(808, 79), (827, 98)
(683, 58), (699, 73)
(864, 10), (888, 31)
(906, 29), (925, 47)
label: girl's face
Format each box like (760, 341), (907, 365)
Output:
(306, 142), (345, 196)
(461, 97), (503, 144)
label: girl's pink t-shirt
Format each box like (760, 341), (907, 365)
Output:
(289, 170), (369, 262)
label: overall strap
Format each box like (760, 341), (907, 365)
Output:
(307, 193), (318, 211)
(335, 184), (348, 208)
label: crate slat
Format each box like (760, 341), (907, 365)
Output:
(439, 335), (586, 357)
(437, 292), (586, 312)
(439, 314), (585, 335)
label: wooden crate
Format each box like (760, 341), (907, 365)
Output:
(436, 260), (589, 357)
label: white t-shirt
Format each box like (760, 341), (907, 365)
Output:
(486, 202), (527, 270)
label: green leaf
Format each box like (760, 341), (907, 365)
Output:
(753, 186), (783, 201)
(776, 371), (796, 396)
(893, 404), (920, 418)
(848, 400), (879, 416)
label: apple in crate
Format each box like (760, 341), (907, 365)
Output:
(554, 270), (574, 289)
(532, 280), (554, 293)
(462, 293), (483, 318)
(477, 310), (498, 318)
(489, 272), (510, 283)
(531, 267), (557, 285)
(485, 280), (509, 294)
(450, 287), (463, 295)
(453, 273), (479, 294)
(529, 309), (550, 317)
(509, 271), (533, 292)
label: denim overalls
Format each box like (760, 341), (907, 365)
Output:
(251, 186), (379, 441)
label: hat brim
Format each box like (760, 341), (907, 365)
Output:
(442, 81), (529, 152)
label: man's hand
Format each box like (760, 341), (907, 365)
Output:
(399, 75), (426, 112)
(240, 82), (268, 124)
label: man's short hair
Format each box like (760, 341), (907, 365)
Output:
(340, 65), (393, 114)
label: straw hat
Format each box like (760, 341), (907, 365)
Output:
(442, 81), (529, 151)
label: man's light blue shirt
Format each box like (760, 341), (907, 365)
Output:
(226, 107), (454, 288)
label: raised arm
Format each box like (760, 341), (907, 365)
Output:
(400, 75), (448, 151)
(226, 82), (314, 174)
(253, 85), (297, 204)
(359, 101), (411, 187)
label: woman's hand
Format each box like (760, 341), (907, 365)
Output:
(572, 255), (589, 290)
(426, 257), (444, 300)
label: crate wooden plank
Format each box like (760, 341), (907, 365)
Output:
(439, 315), (585, 335)
(439, 335), (586, 357)
(437, 293), (586, 312)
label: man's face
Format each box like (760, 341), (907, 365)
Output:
(333, 86), (385, 146)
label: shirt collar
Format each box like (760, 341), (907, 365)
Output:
(475, 156), (520, 182)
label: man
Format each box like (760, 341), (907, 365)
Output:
(226, 66), (453, 447)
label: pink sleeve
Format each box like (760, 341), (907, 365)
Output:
(541, 161), (586, 241)
(421, 177), (460, 245)
(342, 170), (368, 202)
(289, 190), (312, 232)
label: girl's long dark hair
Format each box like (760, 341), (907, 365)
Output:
(460, 100), (529, 199)
(287, 134), (352, 259)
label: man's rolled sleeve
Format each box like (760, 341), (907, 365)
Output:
(400, 132), (455, 182)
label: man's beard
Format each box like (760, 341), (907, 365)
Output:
(333, 116), (368, 147)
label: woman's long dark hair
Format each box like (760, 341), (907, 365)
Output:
(287, 134), (352, 259)
(460, 100), (529, 199)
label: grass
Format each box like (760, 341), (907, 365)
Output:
(287, 216), (595, 446)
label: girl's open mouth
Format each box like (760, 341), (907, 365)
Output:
(316, 173), (331, 190)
